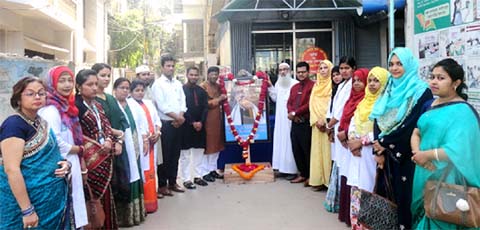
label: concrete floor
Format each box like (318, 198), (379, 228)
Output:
(124, 178), (350, 230)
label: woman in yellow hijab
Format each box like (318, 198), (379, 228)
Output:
(346, 67), (388, 228)
(309, 60), (333, 190)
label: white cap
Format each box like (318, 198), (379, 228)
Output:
(135, 65), (150, 74)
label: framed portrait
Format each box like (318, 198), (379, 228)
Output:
(222, 77), (271, 143)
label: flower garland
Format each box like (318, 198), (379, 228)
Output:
(219, 71), (269, 179)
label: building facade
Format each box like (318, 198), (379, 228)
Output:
(0, 0), (108, 68)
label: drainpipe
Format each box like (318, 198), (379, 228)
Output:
(389, 0), (394, 51)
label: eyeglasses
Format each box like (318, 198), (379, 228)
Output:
(22, 90), (47, 98)
(296, 70), (308, 74)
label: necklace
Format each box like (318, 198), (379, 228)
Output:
(18, 111), (41, 130)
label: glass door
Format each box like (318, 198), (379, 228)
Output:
(253, 32), (293, 85)
(295, 31), (333, 79)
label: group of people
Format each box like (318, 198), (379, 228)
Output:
(269, 47), (480, 229)
(1, 47), (479, 229)
(0, 53), (226, 229)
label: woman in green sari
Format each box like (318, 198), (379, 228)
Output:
(411, 58), (480, 229)
(113, 78), (146, 226)
(91, 63), (131, 228)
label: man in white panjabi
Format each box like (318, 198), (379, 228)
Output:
(268, 63), (298, 179)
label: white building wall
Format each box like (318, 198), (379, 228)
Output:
(6, 31), (24, 55)
(0, 0), (107, 66)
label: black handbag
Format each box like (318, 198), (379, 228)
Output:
(358, 168), (399, 230)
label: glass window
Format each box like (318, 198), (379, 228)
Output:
(296, 32), (332, 77)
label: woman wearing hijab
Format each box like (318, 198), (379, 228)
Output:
(346, 67), (388, 229)
(324, 65), (344, 213)
(337, 68), (369, 226)
(38, 66), (88, 229)
(369, 47), (433, 229)
(309, 60), (333, 190)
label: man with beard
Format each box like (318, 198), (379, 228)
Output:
(151, 54), (187, 196)
(268, 63), (298, 180)
(178, 66), (209, 189)
(200, 66), (227, 182)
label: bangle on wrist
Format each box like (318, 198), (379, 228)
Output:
(81, 168), (88, 174)
(325, 123), (333, 130)
(78, 145), (84, 155)
(116, 131), (124, 140)
(434, 148), (440, 161)
(22, 205), (35, 217)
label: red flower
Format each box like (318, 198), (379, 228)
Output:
(219, 70), (269, 160)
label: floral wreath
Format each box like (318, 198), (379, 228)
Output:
(219, 71), (269, 180)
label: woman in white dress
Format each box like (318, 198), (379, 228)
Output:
(346, 67), (388, 229)
(127, 79), (162, 212)
(112, 78), (146, 226)
(38, 66), (88, 229)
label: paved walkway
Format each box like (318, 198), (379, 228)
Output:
(124, 178), (349, 230)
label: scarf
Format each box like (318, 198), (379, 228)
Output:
(353, 67), (389, 136)
(369, 47), (428, 137)
(339, 68), (369, 133)
(46, 66), (83, 145)
(310, 60), (333, 126)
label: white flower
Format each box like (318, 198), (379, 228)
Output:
(456, 198), (470, 212)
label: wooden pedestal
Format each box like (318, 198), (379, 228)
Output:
(223, 162), (274, 184)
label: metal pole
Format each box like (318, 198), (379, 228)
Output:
(143, 0), (147, 64)
(389, 0), (395, 51)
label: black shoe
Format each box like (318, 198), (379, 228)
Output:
(203, 174), (215, 182)
(285, 174), (297, 181)
(194, 177), (208, 186)
(210, 171), (224, 179)
(183, 181), (196, 189)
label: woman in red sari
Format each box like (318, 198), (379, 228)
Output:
(74, 69), (118, 229)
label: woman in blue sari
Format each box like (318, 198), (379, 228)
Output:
(411, 58), (480, 229)
(0, 77), (70, 229)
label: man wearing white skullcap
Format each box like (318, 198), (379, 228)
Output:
(268, 62), (298, 180)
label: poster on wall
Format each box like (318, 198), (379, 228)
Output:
(414, 0), (450, 34)
(222, 76), (269, 143)
(301, 47), (328, 75)
(413, 0), (480, 113)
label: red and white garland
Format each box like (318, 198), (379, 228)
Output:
(219, 71), (269, 160)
